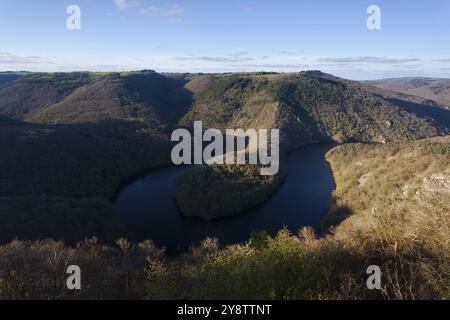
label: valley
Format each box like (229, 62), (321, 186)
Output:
(0, 70), (449, 299)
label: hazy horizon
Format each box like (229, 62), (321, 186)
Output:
(1, 0), (450, 80)
(2, 69), (450, 82)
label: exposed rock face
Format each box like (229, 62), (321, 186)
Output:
(414, 171), (450, 211)
(402, 171), (449, 201)
(420, 172), (450, 194)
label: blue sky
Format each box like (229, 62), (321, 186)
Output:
(1, 0), (449, 79)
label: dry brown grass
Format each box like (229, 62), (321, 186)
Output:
(324, 137), (450, 299)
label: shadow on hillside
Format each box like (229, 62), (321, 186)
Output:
(388, 98), (450, 130)
(320, 201), (354, 233)
(281, 102), (331, 150)
(123, 72), (193, 124)
(0, 117), (176, 244)
(0, 73), (24, 86)
(0, 114), (23, 124)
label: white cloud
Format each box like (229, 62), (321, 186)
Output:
(0, 52), (53, 65)
(113, 0), (139, 10)
(432, 58), (450, 62)
(113, 1), (183, 21)
(174, 52), (255, 63)
(318, 56), (421, 64)
(139, 5), (183, 18)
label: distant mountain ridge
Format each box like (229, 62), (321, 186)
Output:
(367, 77), (450, 107)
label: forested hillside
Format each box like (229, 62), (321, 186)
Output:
(29, 71), (192, 125)
(0, 71), (193, 242)
(0, 72), (449, 299)
(1, 70), (449, 237)
(182, 71), (449, 148)
(0, 118), (173, 243)
(0, 72), (27, 86)
(0, 73), (97, 119)
(175, 71), (450, 219)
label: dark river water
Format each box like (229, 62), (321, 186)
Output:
(113, 144), (335, 253)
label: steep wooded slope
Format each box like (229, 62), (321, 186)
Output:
(29, 71), (192, 125)
(182, 72), (450, 151)
(0, 72), (97, 119)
